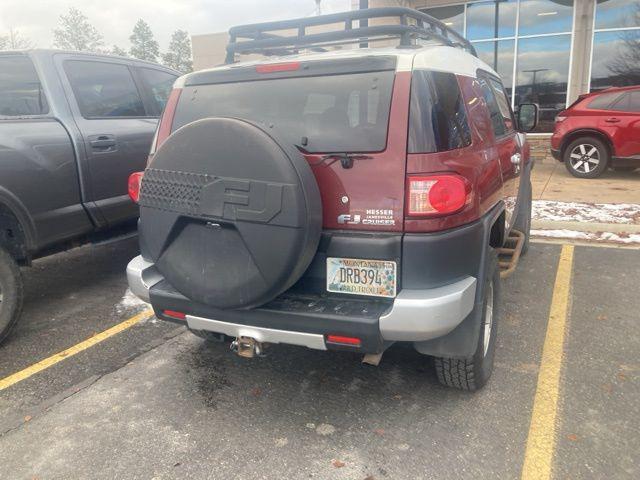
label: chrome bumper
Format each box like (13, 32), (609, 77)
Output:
(126, 255), (476, 344)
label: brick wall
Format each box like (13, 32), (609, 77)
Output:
(526, 134), (553, 164)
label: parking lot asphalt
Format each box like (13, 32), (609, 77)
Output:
(0, 239), (638, 479)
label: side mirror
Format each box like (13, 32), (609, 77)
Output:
(517, 103), (539, 132)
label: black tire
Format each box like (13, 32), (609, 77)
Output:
(611, 166), (637, 172)
(434, 252), (500, 391)
(0, 247), (23, 345)
(513, 180), (532, 255)
(563, 137), (609, 178)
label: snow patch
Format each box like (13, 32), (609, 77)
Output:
(532, 200), (640, 225)
(116, 288), (150, 314)
(532, 229), (640, 244)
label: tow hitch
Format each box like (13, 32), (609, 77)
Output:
(230, 336), (264, 358)
(498, 229), (525, 279)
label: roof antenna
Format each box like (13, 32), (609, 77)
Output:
(315, 0), (321, 16)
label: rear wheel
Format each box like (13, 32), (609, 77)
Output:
(564, 137), (609, 178)
(434, 252), (500, 391)
(0, 247), (23, 345)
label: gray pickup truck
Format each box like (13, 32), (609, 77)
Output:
(0, 50), (178, 343)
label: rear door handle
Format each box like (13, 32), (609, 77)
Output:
(605, 118), (621, 123)
(89, 134), (117, 151)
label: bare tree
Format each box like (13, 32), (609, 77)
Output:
(53, 7), (104, 52)
(606, 3), (640, 85)
(0, 28), (34, 50)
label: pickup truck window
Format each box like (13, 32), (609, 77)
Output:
(0, 56), (49, 116)
(64, 60), (146, 118)
(139, 68), (177, 114)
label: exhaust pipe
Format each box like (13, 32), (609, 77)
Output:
(230, 336), (264, 358)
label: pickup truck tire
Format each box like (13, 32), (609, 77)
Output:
(564, 137), (609, 178)
(513, 180), (532, 255)
(0, 247), (23, 344)
(139, 117), (322, 309)
(434, 251), (500, 391)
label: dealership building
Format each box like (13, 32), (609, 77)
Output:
(192, 0), (640, 148)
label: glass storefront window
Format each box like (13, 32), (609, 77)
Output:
(591, 30), (640, 90)
(466, 0), (518, 40)
(595, 0), (640, 29)
(518, 0), (574, 36)
(472, 40), (516, 91)
(515, 35), (571, 132)
(423, 5), (465, 35)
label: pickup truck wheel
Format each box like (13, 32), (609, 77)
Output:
(433, 252), (500, 391)
(513, 180), (532, 255)
(0, 247), (23, 345)
(564, 137), (609, 178)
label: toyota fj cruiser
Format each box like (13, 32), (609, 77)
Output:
(127, 8), (538, 390)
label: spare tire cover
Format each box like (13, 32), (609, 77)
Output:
(138, 117), (322, 309)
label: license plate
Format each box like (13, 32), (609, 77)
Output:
(326, 257), (397, 298)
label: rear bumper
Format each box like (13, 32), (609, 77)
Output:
(127, 257), (477, 351)
(128, 205), (499, 356)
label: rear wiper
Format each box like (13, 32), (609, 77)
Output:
(319, 152), (373, 169)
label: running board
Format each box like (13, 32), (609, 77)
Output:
(498, 229), (525, 279)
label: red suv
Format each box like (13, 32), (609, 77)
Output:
(551, 86), (640, 178)
(126, 8), (537, 391)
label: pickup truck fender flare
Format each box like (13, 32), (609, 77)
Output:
(0, 186), (37, 255)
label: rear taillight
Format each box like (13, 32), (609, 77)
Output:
(149, 87), (182, 164)
(128, 171), (144, 203)
(163, 310), (186, 320)
(407, 174), (469, 216)
(326, 335), (361, 347)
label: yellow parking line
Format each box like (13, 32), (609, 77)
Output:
(521, 244), (574, 480)
(0, 308), (154, 392)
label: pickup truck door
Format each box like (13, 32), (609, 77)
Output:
(56, 56), (160, 227)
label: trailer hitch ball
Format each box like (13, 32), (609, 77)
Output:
(230, 336), (264, 358)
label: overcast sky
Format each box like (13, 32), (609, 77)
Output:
(0, 0), (352, 50)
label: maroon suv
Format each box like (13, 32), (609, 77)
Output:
(551, 85), (640, 178)
(126, 8), (538, 391)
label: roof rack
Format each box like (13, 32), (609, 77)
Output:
(225, 7), (477, 64)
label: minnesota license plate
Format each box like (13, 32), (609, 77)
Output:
(326, 257), (397, 298)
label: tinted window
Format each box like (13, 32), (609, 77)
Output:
(408, 71), (472, 154)
(466, 0), (517, 40)
(173, 71), (394, 153)
(420, 6), (465, 35)
(591, 30), (640, 90)
(479, 77), (507, 138)
(587, 92), (625, 110)
(0, 55), (49, 116)
(488, 78), (515, 132)
(65, 60), (145, 118)
(518, 0), (575, 36)
(139, 68), (177, 114)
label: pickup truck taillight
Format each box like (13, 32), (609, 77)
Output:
(128, 171), (144, 203)
(407, 174), (469, 216)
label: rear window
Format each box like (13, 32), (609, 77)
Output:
(0, 55), (49, 116)
(174, 71), (394, 153)
(408, 70), (472, 153)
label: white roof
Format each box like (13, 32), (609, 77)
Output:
(175, 44), (498, 88)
